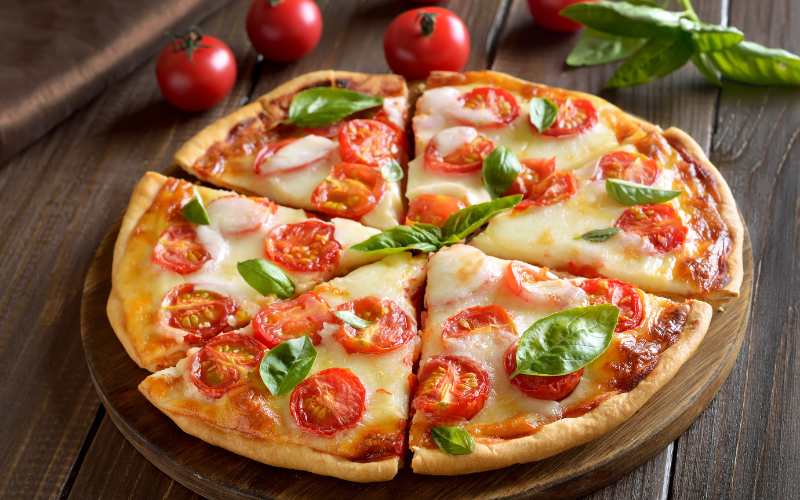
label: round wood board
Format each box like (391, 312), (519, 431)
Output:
(81, 215), (753, 500)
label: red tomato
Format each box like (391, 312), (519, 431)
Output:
(253, 138), (299, 174)
(504, 341), (583, 400)
(614, 204), (688, 253)
(526, 0), (600, 33)
(514, 171), (578, 211)
(580, 279), (644, 332)
(303, 120), (345, 138)
(566, 260), (603, 279)
(186, 333), (268, 399)
(252, 292), (334, 348)
(291, 368), (366, 435)
(405, 194), (465, 227)
(161, 284), (249, 344)
(457, 87), (520, 127)
(442, 305), (518, 339)
(246, 0), (322, 62)
(504, 157), (556, 198)
(152, 225), (211, 274)
(413, 355), (489, 421)
(531, 97), (597, 137)
(156, 27), (236, 111)
(334, 296), (414, 354)
(424, 134), (494, 174)
(383, 8), (470, 80)
(265, 220), (341, 272)
(338, 119), (403, 166)
(311, 163), (386, 218)
(594, 151), (660, 186)
(505, 261), (552, 297)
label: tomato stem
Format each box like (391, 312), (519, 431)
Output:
(676, 0), (700, 22)
(415, 11), (439, 37)
(164, 25), (211, 64)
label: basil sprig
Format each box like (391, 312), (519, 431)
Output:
(286, 88), (383, 128)
(529, 98), (559, 133)
(605, 178), (682, 205)
(237, 259), (295, 299)
(381, 159), (404, 182)
(482, 147), (521, 200)
(334, 311), (375, 329)
(431, 427), (475, 455)
(260, 336), (317, 396)
(575, 227), (621, 242)
(183, 188), (210, 225)
(352, 195), (522, 255)
(562, 0), (800, 87)
(511, 304), (619, 379)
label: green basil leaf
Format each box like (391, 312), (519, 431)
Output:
(237, 259), (295, 299)
(512, 304), (619, 378)
(260, 336), (317, 396)
(606, 33), (695, 89)
(575, 227), (622, 242)
(529, 98), (559, 133)
(627, 0), (659, 6)
(334, 311), (376, 329)
(605, 178), (683, 205)
(566, 28), (647, 67)
(679, 19), (744, 52)
(351, 223), (443, 255)
(560, 1), (684, 39)
(691, 51), (722, 85)
(183, 188), (210, 225)
(381, 159), (404, 182)
(441, 195), (523, 243)
(286, 88), (384, 128)
(709, 40), (800, 86)
(482, 147), (521, 200)
(431, 427), (475, 455)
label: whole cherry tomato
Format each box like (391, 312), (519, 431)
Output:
(246, 0), (323, 62)
(526, 0), (599, 33)
(383, 7), (470, 80)
(156, 26), (237, 111)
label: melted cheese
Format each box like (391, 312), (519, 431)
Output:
(260, 135), (337, 174)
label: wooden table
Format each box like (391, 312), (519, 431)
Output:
(1, 0), (797, 498)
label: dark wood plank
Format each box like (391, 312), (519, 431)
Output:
(583, 445), (672, 500)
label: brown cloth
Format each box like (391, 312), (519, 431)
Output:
(0, 0), (234, 165)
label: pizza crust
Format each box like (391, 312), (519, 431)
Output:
(411, 299), (713, 475)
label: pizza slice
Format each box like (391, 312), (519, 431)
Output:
(174, 71), (409, 229)
(138, 252), (427, 482)
(108, 172), (383, 371)
(408, 244), (711, 475)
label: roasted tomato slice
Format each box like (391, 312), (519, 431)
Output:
(252, 292), (333, 348)
(413, 355), (489, 422)
(291, 368), (366, 435)
(594, 151), (660, 186)
(505, 261), (551, 296)
(614, 203), (688, 253)
(441, 305), (517, 339)
(457, 87), (520, 127)
(504, 157), (556, 198)
(310, 163), (386, 218)
(161, 283), (250, 344)
(153, 225), (211, 275)
(303, 119), (345, 138)
(338, 119), (403, 166)
(265, 220), (341, 272)
(405, 194), (465, 227)
(186, 333), (268, 399)
(514, 171), (578, 211)
(504, 340), (583, 401)
(580, 278), (644, 332)
(253, 138), (299, 174)
(532, 97), (597, 138)
(334, 296), (414, 354)
(424, 130), (495, 174)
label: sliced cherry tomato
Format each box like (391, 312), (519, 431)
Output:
(338, 119), (402, 167)
(186, 333), (268, 399)
(246, 0), (322, 62)
(334, 296), (414, 354)
(505, 261), (552, 296)
(504, 157), (556, 197)
(413, 355), (489, 422)
(424, 134), (494, 174)
(291, 368), (366, 435)
(456, 87), (520, 127)
(161, 283), (249, 344)
(303, 120), (345, 138)
(580, 279), (644, 332)
(373, 109), (410, 151)
(532, 97), (597, 137)
(614, 203), (688, 253)
(152, 225), (211, 275)
(253, 138), (299, 174)
(504, 340), (583, 400)
(514, 171), (578, 211)
(441, 305), (518, 339)
(311, 163), (386, 218)
(526, 0), (599, 33)
(594, 151), (660, 186)
(405, 194), (465, 227)
(252, 292), (334, 348)
(265, 220), (341, 272)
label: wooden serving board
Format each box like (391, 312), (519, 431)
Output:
(81, 213), (753, 500)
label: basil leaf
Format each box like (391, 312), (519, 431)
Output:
(566, 28), (647, 67)
(183, 188), (209, 225)
(351, 223), (443, 255)
(560, 1), (684, 39)
(431, 427), (475, 455)
(575, 227), (621, 242)
(334, 311), (376, 329)
(691, 51), (722, 86)
(237, 259), (295, 299)
(679, 19), (744, 52)
(512, 304), (619, 378)
(605, 178), (683, 205)
(260, 336), (317, 396)
(441, 195), (523, 243)
(482, 147), (521, 200)
(381, 159), (404, 182)
(529, 98), (559, 133)
(607, 33), (695, 89)
(709, 41), (800, 86)
(286, 88), (383, 128)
